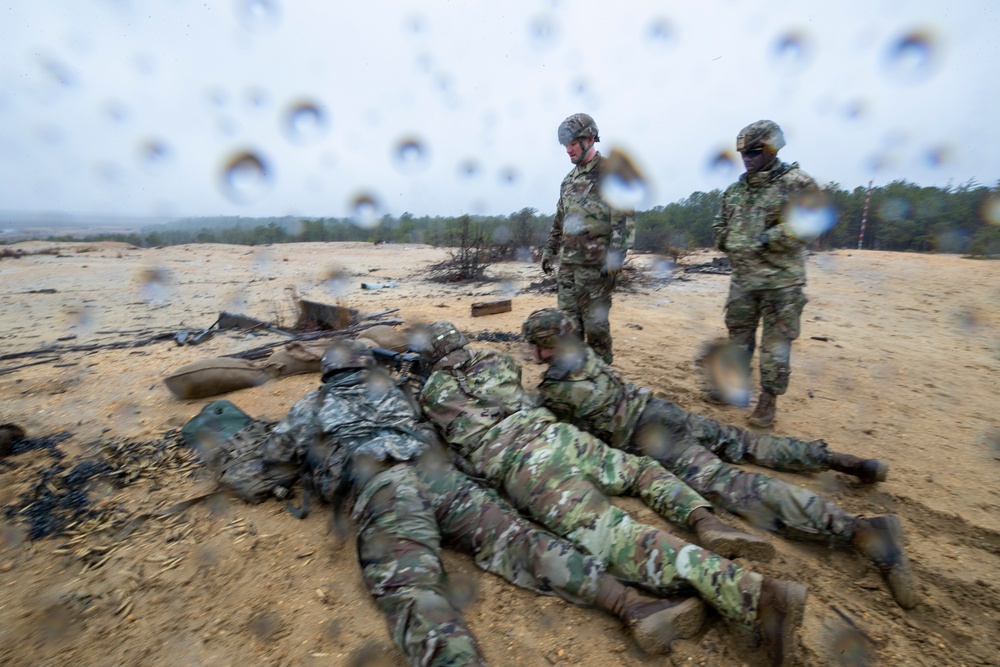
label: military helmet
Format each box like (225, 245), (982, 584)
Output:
(735, 120), (786, 154)
(417, 321), (469, 364)
(522, 308), (578, 348)
(321, 339), (375, 380)
(558, 113), (600, 146)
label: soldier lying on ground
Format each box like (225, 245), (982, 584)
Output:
(251, 339), (712, 665)
(414, 322), (807, 667)
(521, 307), (918, 610)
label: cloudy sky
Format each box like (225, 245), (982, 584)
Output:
(1, 0), (997, 222)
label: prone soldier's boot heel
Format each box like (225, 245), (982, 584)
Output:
(829, 452), (889, 484)
(688, 507), (775, 562)
(594, 576), (705, 655)
(757, 577), (807, 667)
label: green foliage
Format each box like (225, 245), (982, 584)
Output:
(33, 180), (1000, 257)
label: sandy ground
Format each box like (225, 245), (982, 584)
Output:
(0, 241), (998, 667)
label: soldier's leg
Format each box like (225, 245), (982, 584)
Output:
(666, 445), (856, 542)
(556, 264), (586, 336)
(724, 283), (762, 371)
(355, 466), (486, 667)
(580, 265), (615, 364)
(414, 452), (605, 606)
(498, 436), (767, 625)
(758, 286), (807, 396)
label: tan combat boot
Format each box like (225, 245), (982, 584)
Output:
(757, 577), (807, 667)
(687, 507), (776, 562)
(852, 514), (919, 609)
(594, 576), (706, 654)
(828, 452), (889, 484)
(748, 390), (777, 428)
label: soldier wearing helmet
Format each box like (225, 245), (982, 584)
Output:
(541, 113), (635, 365)
(711, 120), (823, 428)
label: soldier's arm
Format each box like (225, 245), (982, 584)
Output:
(763, 176), (822, 252)
(712, 194), (732, 251)
(609, 208), (635, 256)
(543, 194), (566, 258)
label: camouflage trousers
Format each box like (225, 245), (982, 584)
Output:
(724, 283), (808, 395)
(355, 451), (607, 667)
(557, 263), (616, 364)
(473, 419), (764, 627)
(633, 397), (856, 542)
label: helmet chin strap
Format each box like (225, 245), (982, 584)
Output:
(571, 137), (594, 164)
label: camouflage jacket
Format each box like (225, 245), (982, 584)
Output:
(419, 348), (558, 475)
(538, 344), (649, 449)
(544, 153), (635, 267)
(712, 161), (818, 291)
(263, 369), (428, 510)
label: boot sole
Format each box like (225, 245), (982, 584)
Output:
(701, 530), (776, 563)
(882, 515), (919, 609)
(747, 415), (775, 428)
(772, 582), (808, 667)
(631, 597), (707, 654)
(863, 460), (889, 484)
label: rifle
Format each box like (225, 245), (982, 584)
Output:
(370, 347), (430, 392)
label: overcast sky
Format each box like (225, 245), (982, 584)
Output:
(1, 0), (998, 222)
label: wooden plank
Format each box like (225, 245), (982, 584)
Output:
(471, 299), (512, 317)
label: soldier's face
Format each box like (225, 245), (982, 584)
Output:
(565, 138), (593, 164)
(530, 343), (555, 364)
(740, 147), (775, 174)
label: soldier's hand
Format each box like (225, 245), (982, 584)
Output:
(757, 232), (771, 251)
(541, 255), (554, 275)
(717, 238), (728, 253)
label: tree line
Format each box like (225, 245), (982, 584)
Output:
(26, 179), (1000, 258)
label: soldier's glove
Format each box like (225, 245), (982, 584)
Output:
(757, 232), (771, 251)
(541, 253), (554, 275)
(717, 238), (728, 253)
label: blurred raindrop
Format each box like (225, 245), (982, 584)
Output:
(133, 52), (156, 75)
(771, 31), (811, 73)
(236, 0), (282, 33)
(348, 643), (396, 667)
(981, 195), (1000, 225)
(322, 619), (342, 642)
(207, 87), (229, 108)
(251, 248), (273, 272)
(95, 161), (124, 184)
(393, 137), (430, 174)
(38, 602), (77, 642)
(206, 491), (232, 518)
(349, 192), (382, 228)
(103, 101), (130, 123)
(458, 159), (480, 178)
(923, 145), (950, 168)
(647, 17), (676, 46)
(935, 229), (968, 253)
(707, 149), (738, 176)
(0, 523), (27, 550)
(113, 404), (142, 431)
(783, 193), (837, 241)
(320, 266), (351, 297)
(877, 198), (910, 222)
(500, 280), (519, 297)
(515, 247), (534, 263)
(408, 328), (431, 355)
(829, 625), (876, 666)
(984, 427), (1000, 461)
(528, 15), (558, 50)
(650, 256), (676, 280)
(444, 572), (479, 610)
(843, 99), (866, 121)
(284, 100), (329, 145)
(39, 57), (76, 88)
(220, 150), (273, 204)
(247, 609), (284, 642)
(136, 267), (172, 304)
(138, 139), (171, 168)
(954, 306), (982, 332)
(61, 304), (96, 336)
(492, 225), (510, 244)
(883, 30), (938, 83)
(599, 147), (650, 211)
(499, 167), (520, 185)
(245, 87), (270, 109)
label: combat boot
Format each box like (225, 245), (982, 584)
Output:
(756, 577), (807, 667)
(748, 390), (777, 428)
(687, 507), (775, 562)
(594, 576), (706, 655)
(828, 452), (889, 484)
(852, 514), (919, 609)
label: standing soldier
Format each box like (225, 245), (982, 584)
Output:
(542, 113), (634, 364)
(712, 120), (820, 427)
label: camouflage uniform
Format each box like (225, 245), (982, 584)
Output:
(262, 368), (610, 667)
(419, 347), (768, 627)
(543, 152), (635, 364)
(712, 122), (819, 396)
(536, 343), (858, 542)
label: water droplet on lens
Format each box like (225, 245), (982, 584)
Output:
(772, 31), (811, 73)
(444, 573), (478, 610)
(647, 18), (676, 46)
(320, 266), (350, 297)
(62, 304), (95, 336)
(136, 267), (172, 304)
(220, 150), (273, 204)
(492, 225), (510, 244)
(458, 159), (480, 178)
(39, 57), (75, 87)
(349, 192), (381, 228)
(884, 30), (938, 83)
(236, 0), (282, 33)
(982, 195), (1000, 226)
(499, 167), (519, 185)
(844, 99), (866, 121)
(878, 198), (910, 222)
(284, 101), (328, 145)
(924, 145), (949, 167)
(245, 87), (270, 109)
(528, 15), (558, 50)
(104, 101), (129, 123)
(829, 626), (875, 666)
(393, 137), (429, 174)
(139, 139), (171, 167)
(650, 256), (676, 280)
(783, 193), (837, 240)
(708, 149), (737, 175)
(405, 14), (425, 34)
(500, 280), (519, 297)
(599, 147), (649, 211)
